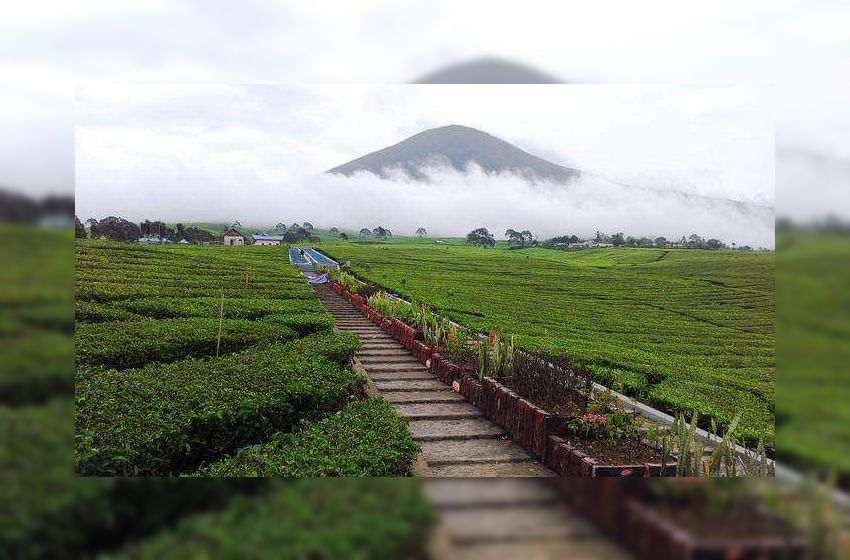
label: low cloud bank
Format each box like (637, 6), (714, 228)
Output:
(76, 163), (774, 248)
(295, 165), (774, 247)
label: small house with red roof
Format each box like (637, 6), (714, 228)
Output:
(222, 228), (247, 246)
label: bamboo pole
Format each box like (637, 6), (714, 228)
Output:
(216, 290), (224, 357)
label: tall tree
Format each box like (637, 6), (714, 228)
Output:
(329, 227), (339, 234)
(98, 216), (142, 242)
(339, 232), (349, 241)
(611, 232), (625, 247)
(521, 230), (533, 248)
(505, 229), (521, 245)
(302, 222), (314, 231)
(415, 227), (427, 237)
(372, 226), (391, 239)
(75, 215), (87, 238)
(466, 227), (495, 247)
(275, 222), (286, 231)
(359, 228), (371, 237)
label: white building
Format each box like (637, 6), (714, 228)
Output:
(223, 228), (246, 246)
(252, 234), (285, 246)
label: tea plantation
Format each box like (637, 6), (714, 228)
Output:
(320, 241), (775, 452)
(0, 237), (428, 556)
(776, 233), (850, 484)
(73, 239), (419, 477)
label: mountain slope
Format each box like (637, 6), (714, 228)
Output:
(327, 124), (581, 183)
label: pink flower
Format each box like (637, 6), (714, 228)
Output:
(581, 413), (607, 425)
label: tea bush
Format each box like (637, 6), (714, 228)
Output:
(0, 334), (73, 405)
(106, 479), (435, 560)
(119, 296), (320, 320)
(75, 333), (362, 476)
(75, 318), (298, 370)
(194, 398), (419, 477)
(2, 401), (263, 558)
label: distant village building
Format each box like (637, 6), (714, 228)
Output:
(558, 241), (614, 250)
(252, 234), (285, 246)
(223, 228), (247, 246)
(138, 237), (169, 244)
(178, 239), (190, 244)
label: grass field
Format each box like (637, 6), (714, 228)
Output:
(73, 240), (419, 477)
(320, 240), (776, 451)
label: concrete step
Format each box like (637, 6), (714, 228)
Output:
(358, 355), (420, 365)
(370, 371), (435, 382)
(407, 418), (505, 441)
(452, 540), (630, 560)
(393, 402), (482, 420)
(428, 461), (555, 477)
(359, 342), (404, 349)
(382, 390), (465, 404)
(375, 379), (448, 392)
(421, 438), (531, 466)
(441, 506), (597, 544)
(366, 362), (428, 372)
(423, 479), (558, 509)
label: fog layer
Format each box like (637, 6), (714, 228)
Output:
(79, 163), (772, 248)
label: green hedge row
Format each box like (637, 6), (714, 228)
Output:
(118, 296), (321, 320)
(75, 301), (144, 323)
(195, 398), (419, 477)
(75, 281), (311, 303)
(75, 333), (362, 475)
(75, 318), (298, 370)
(261, 312), (334, 336)
(106, 480), (435, 560)
(1, 401), (264, 560)
(0, 334), (73, 405)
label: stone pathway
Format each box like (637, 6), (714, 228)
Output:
(425, 479), (630, 560)
(310, 279), (630, 558)
(313, 283), (552, 476)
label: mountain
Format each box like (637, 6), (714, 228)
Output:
(412, 58), (563, 84)
(327, 124), (581, 183)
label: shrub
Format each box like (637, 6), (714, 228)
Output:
(75, 333), (363, 475)
(194, 399), (419, 477)
(75, 318), (298, 370)
(0, 402), (262, 559)
(105, 479), (435, 560)
(118, 297), (320, 320)
(75, 300), (144, 323)
(0, 334), (73, 405)
(261, 312), (334, 336)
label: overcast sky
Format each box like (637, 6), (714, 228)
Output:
(76, 84), (772, 204)
(3, 1), (846, 227)
(74, 84), (775, 246)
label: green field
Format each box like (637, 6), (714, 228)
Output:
(776, 233), (850, 482)
(73, 240), (419, 477)
(320, 240), (775, 451)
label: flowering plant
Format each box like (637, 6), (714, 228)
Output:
(570, 412), (608, 439)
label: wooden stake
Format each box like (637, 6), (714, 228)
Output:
(216, 290), (224, 357)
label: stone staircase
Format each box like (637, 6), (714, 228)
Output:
(314, 283), (552, 477)
(310, 280), (630, 559)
